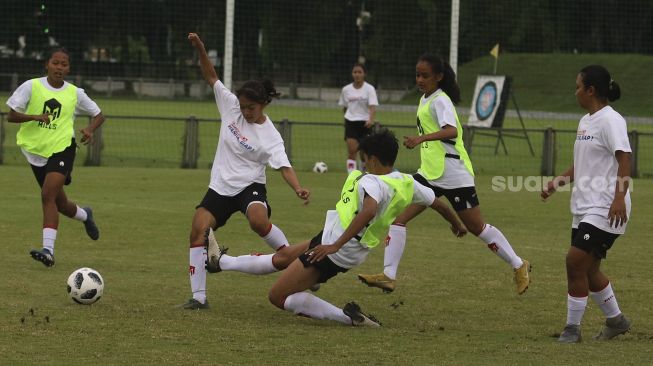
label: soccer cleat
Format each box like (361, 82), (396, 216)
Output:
(558, 324), (582, 343)
(30, 248), (55, 267)
(180, 298), (210, 310)
(357, 273), (396, 293)
(82, 207), (99, 240)
(514, 259), (531, 295)
(204, 228), (227, 273)
(594, 314), (631, 340)
(343, 302), (381, 327)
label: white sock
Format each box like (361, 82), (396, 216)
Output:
(73, 206), (88, 222)
(262, 224), (288, 251)
(346, 159), (357, 173)
(219, 253), (278, 275)
(566, 294), (588, 325)
(284, 292), (351, 324)
(43, 228), (57, 254)
(383, 225), (406, 280)
(189, 247), (207, 303)
(590, 283), (621, 319)
(477, 224), (523, 269)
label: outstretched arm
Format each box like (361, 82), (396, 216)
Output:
(430, 198), (467, 237)
(188, 33), (219, 86)
(279, 166), (310, 203)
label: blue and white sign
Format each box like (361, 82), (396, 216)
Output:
(468, 75), (507, 127)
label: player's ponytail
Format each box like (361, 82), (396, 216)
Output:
(237, 79), (280, 105)
(418, 54), (461, 105)
(580, 65), (621, 102)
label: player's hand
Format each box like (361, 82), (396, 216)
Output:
(306, 244), (338, 263)
(364, 120), (374, 129)
(79, 127), (93, 145)
(295, 187), (310, 205)
(608, 197), (628, 228)
(34, 113), (51, 124)
(541, 181), (556, 201)
(188, 33), (204, 49)
(403, 135), (423, 149)
(451, 224), (467, 238)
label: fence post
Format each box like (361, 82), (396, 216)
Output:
(85, 117), (103, 166)
(11, 73), (18, 91)
(107, 76), (113, 98)
(181, 116), (199, 168)
(0, 112), (5, 165)
(629, 130), (639, 178)
(373, 121), (381, 133)
(168, 78), (175, 99)
(279, 119), (292, 162)
(540, 127), (556, 176)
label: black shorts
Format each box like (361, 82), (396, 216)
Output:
(571, 222), (620, 259)
(344, 119), (371, 142)
(30, 139), (77, 188)
(197, 183), (272, 229)
(413, 174), (479, 211)
(299, 231), (348, 284)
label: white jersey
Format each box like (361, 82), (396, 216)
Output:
(338, 82), (378, 121)
(209, 80), (291, 196)
(6, 77), (101, 167)
(421, 89), (475, 189)
(322, 172), (436, 269)
(571, 105), (632, 234)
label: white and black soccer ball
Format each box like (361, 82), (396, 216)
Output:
(66, 268), (104, 305)
(313, 161), (328, 173)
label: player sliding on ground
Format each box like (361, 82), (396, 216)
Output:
(181, 33), (310, 310)
(358, 54), (530, 294)
(5, 47), (104, 267)
(207, 129), (466, 326)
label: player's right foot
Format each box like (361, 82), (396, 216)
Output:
(30, 248), (55, 267)
(204, 228), (227, 273)
(514, 259), (531, 295)
(343, 302), (381, 327)
(82, 207), (99, 240)
(558, 324), (582, 343)
(357, 273), (396, 293)
(594, 314), (631, 340)
(179, 298), (210, 310)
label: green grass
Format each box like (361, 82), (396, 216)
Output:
(1, 166), (652, 365)
(403, 53), (653, 117)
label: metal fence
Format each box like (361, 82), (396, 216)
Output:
(1, 112), (651, 178)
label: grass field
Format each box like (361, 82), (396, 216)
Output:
(1, 166), (652, 365)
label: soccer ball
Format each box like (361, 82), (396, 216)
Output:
(313, 161), (328, 173)
(66, 268), (104, 305)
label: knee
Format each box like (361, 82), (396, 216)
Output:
(40, 190), (56, 205)
(271, 251), (289, 271)
(565, 254), (586, 279)
(249, 220), (270, 237)
(268, 289), (285, 310)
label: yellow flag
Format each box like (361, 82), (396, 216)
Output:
(490, 43), (500, 58)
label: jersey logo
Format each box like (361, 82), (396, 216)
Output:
(43, 98), (62, 120)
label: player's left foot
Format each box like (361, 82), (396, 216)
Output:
(357, 273), (396, 293)
(558, 324), (582, 343)
(179, 298), (210, 310)
(514, 259), (531, 295)
(82, 207), (99, 240)
(594, 314), (631, 340)
(343, 302), (381, 327)
(30, 248), (55, 267)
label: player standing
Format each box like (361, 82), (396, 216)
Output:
(542, 65), (632, 343)
(338, 63), (378, 173)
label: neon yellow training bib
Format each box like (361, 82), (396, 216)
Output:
(16, 78), (77, 158)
